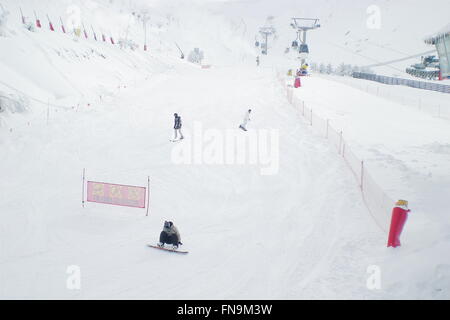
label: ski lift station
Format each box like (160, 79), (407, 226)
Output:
(425, 24), (450, 80)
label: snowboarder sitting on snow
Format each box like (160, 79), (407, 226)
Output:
(173, 113), (184, 140)
(158, 221), (182, 249)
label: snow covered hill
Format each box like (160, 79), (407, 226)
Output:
(0, 0), (449, 299)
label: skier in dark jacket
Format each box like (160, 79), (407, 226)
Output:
(173, 113), (184, 140)
(158, 221), (182, 249)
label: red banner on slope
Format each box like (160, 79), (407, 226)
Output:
(86, 181), (146, 208)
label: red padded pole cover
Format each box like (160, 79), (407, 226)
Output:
(387, 207), (410, 248)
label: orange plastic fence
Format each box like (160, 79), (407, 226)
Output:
(278, 71), (394, 233)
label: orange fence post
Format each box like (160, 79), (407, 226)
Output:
(47, 14), (54, 31)
(34, 11), (41, 28)
(60, 17), (66, 33)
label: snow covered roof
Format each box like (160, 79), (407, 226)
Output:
(424, 23), (450, 44)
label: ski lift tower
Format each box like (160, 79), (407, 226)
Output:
(290, 18), (320, 64)
(259, 26), (275, 55)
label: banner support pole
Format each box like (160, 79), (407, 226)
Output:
(146, 176), (150, 216)
(82, 168), (85, 208)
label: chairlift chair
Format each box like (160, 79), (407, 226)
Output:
(299, 44), (309, 54)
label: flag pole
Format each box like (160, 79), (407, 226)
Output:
(20, 7), (25, 24)
(146, 176), (150, 216)
(82, 168), (85, 208)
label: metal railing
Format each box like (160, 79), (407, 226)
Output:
(352, 72), (450, 94)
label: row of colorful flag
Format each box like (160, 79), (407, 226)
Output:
(19, 8), (148, 51)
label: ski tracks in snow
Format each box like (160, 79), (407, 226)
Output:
(1, 64), (386, 299)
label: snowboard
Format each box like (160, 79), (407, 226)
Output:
(170, 138), (184, 142)
(147, 244), (188, 254)
(239, 125), (247, 131)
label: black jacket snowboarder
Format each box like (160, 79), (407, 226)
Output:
(158, 221), (182, 249)
(173, 113), (184, 140)
(174, 113), (182, 129)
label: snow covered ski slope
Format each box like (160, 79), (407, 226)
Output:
(1, 0), (449, 300)
(0, 61), (386, 299)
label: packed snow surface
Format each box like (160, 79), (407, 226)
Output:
(1, 0), (450, 299)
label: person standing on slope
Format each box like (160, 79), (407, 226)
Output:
(173, 113), (184, 141)
(158, 221), (182, 249)
(239, 109), (252, 131)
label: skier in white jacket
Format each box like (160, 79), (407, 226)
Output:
(239, 109), (252, 131)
